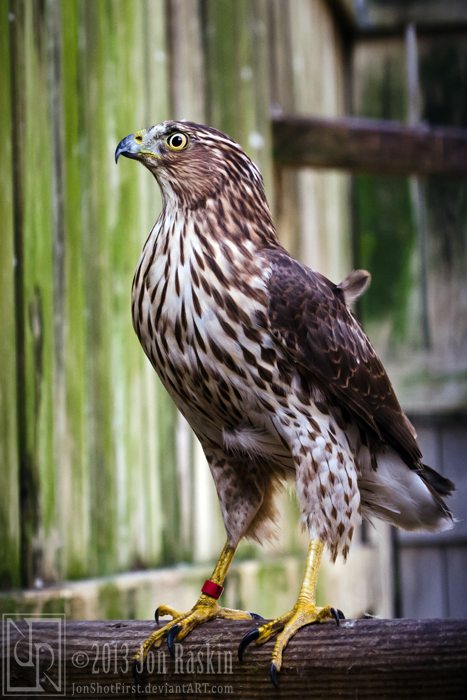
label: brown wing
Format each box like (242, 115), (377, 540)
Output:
(264, 249), (421, 467)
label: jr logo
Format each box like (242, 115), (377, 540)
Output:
(2, 614), (66, 696)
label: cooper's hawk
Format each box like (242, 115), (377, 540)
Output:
(115, 121), (454, 685)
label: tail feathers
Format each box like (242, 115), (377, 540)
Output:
(421, 463), (455, 497)
(359, 449), (454, 533)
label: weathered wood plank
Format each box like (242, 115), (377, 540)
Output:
(75, 0), (119, 578)
(272, 115), (467, 177)
(9, 0), (57, 587)
(0, 0), (21, 591)
(167, 0), (205, 123)
(203, 0), (273, 203)
(268, 0), (301, 258)
(4, 619), (467, 699)
(279, 0), (351, 283)
(47, 0), (89, 583)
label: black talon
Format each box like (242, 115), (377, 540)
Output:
(270, 662), (279, 688)
(237, 629), (259, 662)
(167, 624), (181, 659)
(132, 657), (143, 682)
(330, 607), (345, 626)
(155, 607), (160, 624)
(330, 607), (339, 626)
(249, 612), (264, 620)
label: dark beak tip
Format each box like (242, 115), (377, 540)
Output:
(115, 133), (141, 164)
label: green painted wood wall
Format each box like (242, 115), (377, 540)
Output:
(4, 0), (173, 588)
(0, 0), (364, 590)
(2, 0), (352, 592)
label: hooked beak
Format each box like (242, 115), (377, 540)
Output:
(115, 132), (143, 163)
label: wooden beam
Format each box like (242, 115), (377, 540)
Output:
(4, 618), (467, 698)
(272, 116), (467, 177)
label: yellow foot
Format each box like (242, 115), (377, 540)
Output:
(238, 604), (344, 687)
(134, 595), (260, 675)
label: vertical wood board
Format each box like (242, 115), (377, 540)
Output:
(10, 0), (57, 586)
(45, 0), (89, 584)
(287, 0), (351, 283)
(268, 0), (301, 257)
(446, 546), (467, 619)
(0, 0), (21, 590)
(400, 546), (446, 619)
(203, 0), (273, 204)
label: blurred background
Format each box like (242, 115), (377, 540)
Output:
(1, 0), (466, 622)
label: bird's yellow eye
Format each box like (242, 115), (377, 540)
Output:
(166, 132), (189, 151)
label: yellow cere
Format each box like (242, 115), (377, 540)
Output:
(134, 130), (146, 144)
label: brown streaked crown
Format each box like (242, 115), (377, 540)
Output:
(132, 121), (265, 210)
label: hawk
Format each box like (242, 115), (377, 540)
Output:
(115, 121), (454, 685)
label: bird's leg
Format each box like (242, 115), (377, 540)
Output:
(134, 539), (256, 670)
(239, 538), (343, 686)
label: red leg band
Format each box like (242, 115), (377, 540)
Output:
(201, 580), (224, 599)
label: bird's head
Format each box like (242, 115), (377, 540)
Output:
(115, 120), (265, 211)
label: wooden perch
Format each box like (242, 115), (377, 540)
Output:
(272, 115), (467, 177)
(4, 618), (467, 698)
